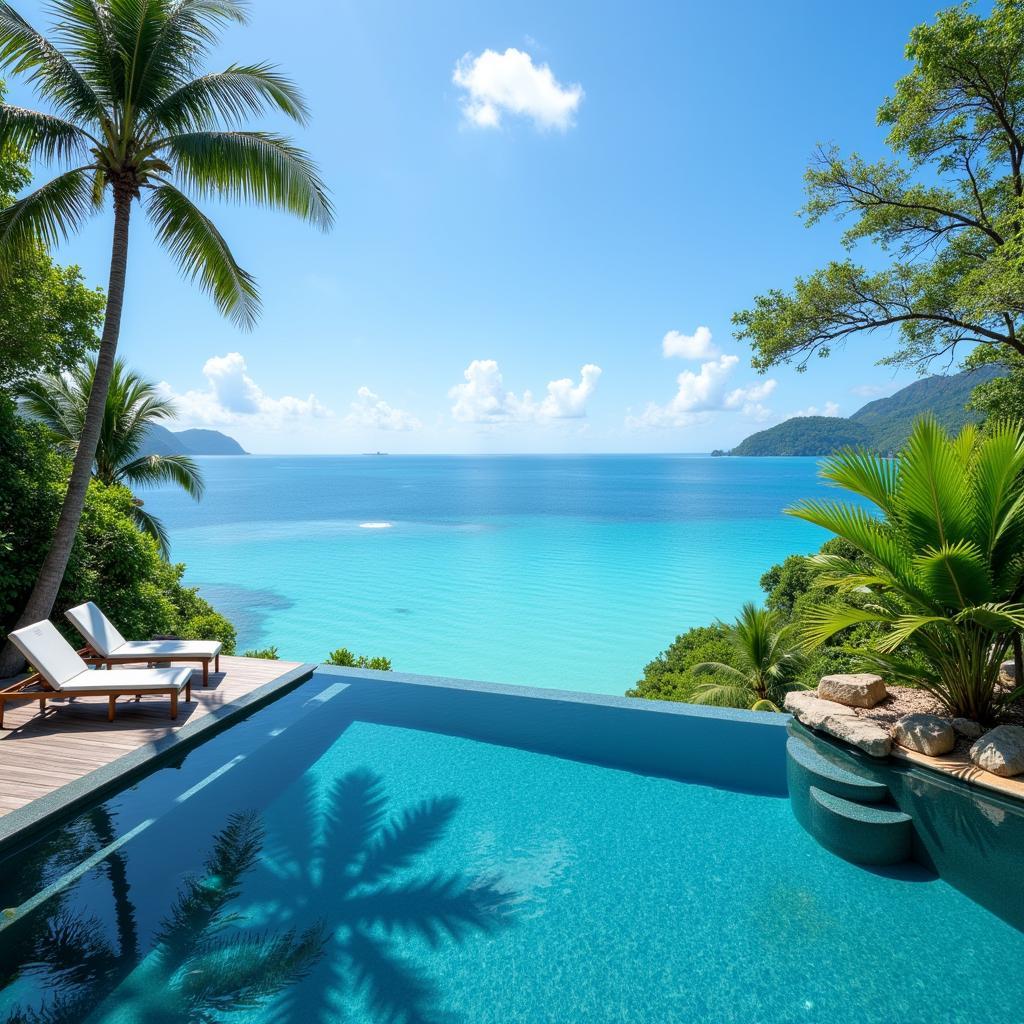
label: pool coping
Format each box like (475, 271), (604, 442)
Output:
(0, 661), (317, 851)
(315, 663), (796, 727)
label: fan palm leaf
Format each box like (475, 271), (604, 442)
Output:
(789, 416), (1024, 721)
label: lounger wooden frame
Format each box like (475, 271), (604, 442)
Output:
(77, 645), (220, 687)
(0, 668), (191, 728)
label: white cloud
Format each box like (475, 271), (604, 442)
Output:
(452, 48), (583, 131)
(161, 352), (331, 426)
(791, 401), (841, 418)
(449, 360), (601, 424)
(628, 355), (777, 428)
(662, 326), (718, 360)
(345, 386), (421, 431)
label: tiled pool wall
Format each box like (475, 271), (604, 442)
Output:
(315, 666), (791, 796)
(791, 722), (1024, 932)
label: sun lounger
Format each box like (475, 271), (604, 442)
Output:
(3, 620), (192, 726)
(65, 601), (222, 686)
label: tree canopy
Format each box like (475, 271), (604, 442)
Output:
(734, 0), (1024, 375)
(0, 79), (103, 389)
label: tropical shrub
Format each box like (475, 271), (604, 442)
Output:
(0, 400), (235, 652)
(18, 356), (205, 556)
(244, 646), (280, 660)
(326, 648), (392, 671)
(688, 603), (808, 712)
(626, 624), (733, 701)
(789, 417), (1024, 722)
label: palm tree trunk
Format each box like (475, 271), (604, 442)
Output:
(0, 188), (133, 677)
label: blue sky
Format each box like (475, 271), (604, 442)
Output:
(8, 0), (952, 453)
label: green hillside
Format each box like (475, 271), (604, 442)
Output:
(730, 417), (872, 456)
(724, 365), (1002, 457)
(140, 423), (247, 456)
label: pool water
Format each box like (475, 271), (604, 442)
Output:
(1, 674), (1022, 1024)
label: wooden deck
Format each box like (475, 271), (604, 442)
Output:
(0, 656), (306, 817)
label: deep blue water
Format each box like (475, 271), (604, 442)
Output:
(144, 455), (838, 692)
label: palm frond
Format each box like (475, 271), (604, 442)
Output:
(819, 446), (899, 515)
(873, 613), (951, 653)
(120, 0), (250, 114)
(119, 452), (205, 499)
(954, 602), (1024, 632)
(145, 182), (260, 327)
(786, 499), (914, 584)
(686, 680), (759, 710)
(688, 661), (749, 683)
(129, 502), (171, 558)
(797, 604), (890, 651)
(0, 168), (98, 267)
(0, 103), (97, 161)
(163, 130), (333, 228)
(142, 63), (309, 134)
(0, 2), (106, 120)
(913, 540), (993, 609)
(896, 415), (973, 552)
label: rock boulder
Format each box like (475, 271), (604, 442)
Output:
(818, 673), (888, 709)
(970, 725), (1024, 778)
(784, 691), (892, 758)
(893, 714), (956, 756)
(951, 718), (983, 740)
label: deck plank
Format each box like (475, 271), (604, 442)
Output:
(0, 656), (302, 818)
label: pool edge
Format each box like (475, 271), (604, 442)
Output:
(0, 661), (318, 852)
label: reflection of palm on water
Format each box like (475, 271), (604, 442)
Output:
(2, 772), (516, 1024)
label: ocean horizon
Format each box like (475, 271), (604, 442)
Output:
(144, 454), (837, 694)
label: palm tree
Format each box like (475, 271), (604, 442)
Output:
(789, 416), (1024, 722)
(0, 1), (331, 673)
(689, 602), (808, 712)
(18, 355), (203, 556)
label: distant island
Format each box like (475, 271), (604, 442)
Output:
(140, 423), (247, 456)
(718, 366), (1001, 457)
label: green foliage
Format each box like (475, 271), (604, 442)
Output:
(731, 416), (872, 457)
(788, 417), (1024, 721)
(733, 1), (1024, 375)
(967, 346), (1024, 423)
(0, 2), (333, 325)
(18, 355), (205, 556)
(326, 647), (392, 671)
(626, 624), (735, 702)
(687, 603), (808, 712)
(243, 646), (280, 660)
(0, 398), (235, 653)
(0, 81), (104, 391)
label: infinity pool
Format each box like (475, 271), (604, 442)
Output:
(1, 671), (1022, 1023)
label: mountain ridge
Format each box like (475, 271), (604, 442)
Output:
(139, 423), (247, 456)
(723, 366), (1001, 457)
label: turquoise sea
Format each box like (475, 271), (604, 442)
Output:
(145, 455), (835, 694)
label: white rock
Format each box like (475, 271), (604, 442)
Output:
(1000, 660), (1017, 686)
(970, 725), (1024, 778)
(783, 691), (892, 758)
(818, 673), (888, 708)
(951, 718), (983, 740)
(784, 691), (852, 729)
(893, 714), (955, 756)
(822, 714), (893, 758)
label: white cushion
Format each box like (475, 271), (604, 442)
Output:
(8, 620), (90, 690)
(60, 667), (192, 693)
(65, 602), (126, 658)
(114, 639), (222, 659)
